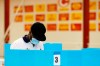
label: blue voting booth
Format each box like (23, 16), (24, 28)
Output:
(5, 43), (100, 66)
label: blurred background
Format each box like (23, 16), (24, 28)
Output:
(0, 0), (100, 57)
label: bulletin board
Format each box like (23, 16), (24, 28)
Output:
(10, 0), (84, 49)
(0, 0), (4, 56)
(89, 0), (100, 48)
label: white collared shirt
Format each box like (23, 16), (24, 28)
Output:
(10, 38), (44, 50)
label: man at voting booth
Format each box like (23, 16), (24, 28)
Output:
(10, 22), (46, 50)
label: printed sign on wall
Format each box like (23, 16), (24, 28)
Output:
(99, 2), (100, 9)
(47, 24), (57, 31)
(71, 2), (82, 10)
(25, 24), (32, 31)
(24, 14), (34, 22)
(59, 13), (69, 21)
(71, 24), (82, 31)
(89, 12), (96, 20)
(13, 0), (100, 32)
(59, 24), (69, 31)
(89, 23), (96, 31)
(89, 1), (96, 10)
(89, 0), (100, 32)
(36, 14), (45, 21)
(15, 15), (23, 22)
(25, 5), (33, 12)
(47, 4), (57, 11)
(71, 12), (82, 20)
(13, 0), (84, 32)
(36, 4), (45, 12)
(14, 6), (23, 13)
(47, 14), (57, 21)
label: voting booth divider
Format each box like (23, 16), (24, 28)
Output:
(5, 43), (100, 66)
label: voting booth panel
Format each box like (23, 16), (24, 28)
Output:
(5, 44), (100, 66)
(82, 48), (100, 66)
(5, 43), (62, 66)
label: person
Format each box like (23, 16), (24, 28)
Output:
(10, 22), (46, 50)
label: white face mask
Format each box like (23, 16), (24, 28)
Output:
(30, 38), (39, 45)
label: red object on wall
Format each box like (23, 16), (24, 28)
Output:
(71, 24), (82, 31)
(36, 14), (45, 21)
(25, 24), (32, 31)
(71, 2), (82, 10)
(14, 6), (23, 13)
(61, 0), (69, 4)
(47, 4), (57, 11)
(5, 0), (10, 43)
(89, 12), (96, 20)
(47, 24), (57, 31)
(58, 0), (69, 7)
(15, 15), (23, 22)
(83, 0), (89, 48)
(59, 13), (69, 21)
(25, 5), (33, 12)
